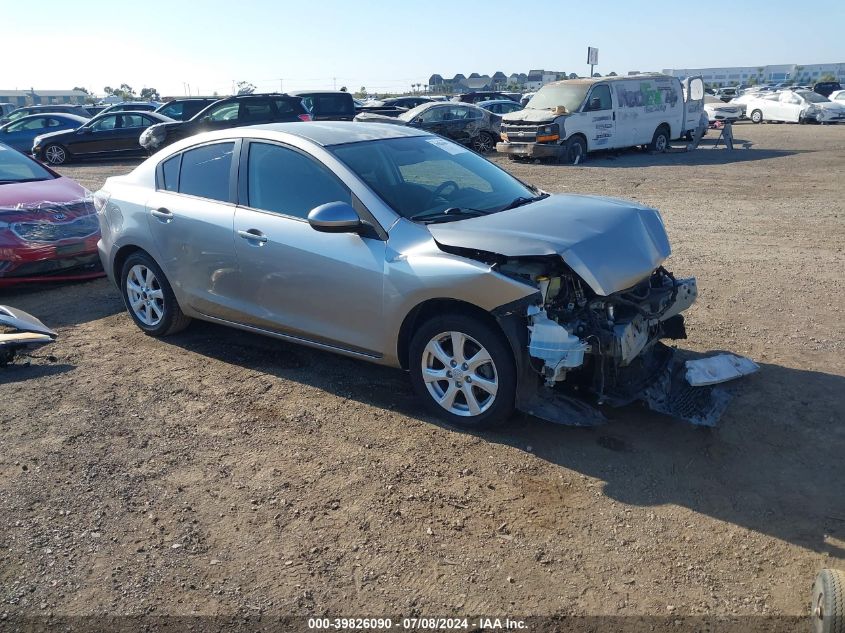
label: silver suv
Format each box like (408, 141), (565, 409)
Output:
(95, 122), (748, 429)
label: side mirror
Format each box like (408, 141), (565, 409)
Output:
(77, 127), (91, 134)
(307, 201), (362, 234)
(589, 97), (601, 111)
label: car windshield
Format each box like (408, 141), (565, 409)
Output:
(330, 136), (539, 222)
(798, 91), (829, 103)
(526, 83), (590, 112)
(0, 145), (55, 183)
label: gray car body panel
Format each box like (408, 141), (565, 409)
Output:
(428, 194), (671, 296)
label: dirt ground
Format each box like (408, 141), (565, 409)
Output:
(1, 123), (843, 629)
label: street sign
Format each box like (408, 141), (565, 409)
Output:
(587, 47), (599, 66)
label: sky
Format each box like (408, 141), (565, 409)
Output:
(3, 0), (843, 97)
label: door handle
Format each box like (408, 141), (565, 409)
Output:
(150, 207), (173, 222)
(237, 229), (268, 243)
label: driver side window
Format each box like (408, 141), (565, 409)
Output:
(90, 115), (117, 131)
(419, 107), (445, 123)
(206, 102), (239, 121)
(586, 85), (612, 111)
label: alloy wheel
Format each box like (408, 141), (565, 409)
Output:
(421, 331), (498, 417)
(473, 133), (493, 153)
(45, 145), (66, 165)
(125, 264), (165, 327)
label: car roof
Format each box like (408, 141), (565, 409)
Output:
(477, 99), (517, 105)
(289, 90), (351, 96)
(231, 121), (429, 146)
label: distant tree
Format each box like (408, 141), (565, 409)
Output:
(73, 86), (90, 94)
(340, 86), (347, 92)
(819, 73), (836, 82)
(119, 83), (135, 97)
(568, 73), (578, 80)
(747, 77), (757, 86)
(607, 71), (618, 76)
(235, 81), (255, 95)
(140, 87), (159, 100)
(355, 86), (367, 97)
(592, 72), (601, 78)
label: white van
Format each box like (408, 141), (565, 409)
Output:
(497, 74), (705, 164)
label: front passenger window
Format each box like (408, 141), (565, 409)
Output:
(247, 142), (349, 219)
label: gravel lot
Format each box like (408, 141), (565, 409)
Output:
(1, 123), (843, 629)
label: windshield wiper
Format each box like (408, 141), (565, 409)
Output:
(498, 193), (549, 212)
(409, 207), (488, 223)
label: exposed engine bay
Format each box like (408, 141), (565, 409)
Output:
(486, 253), (756, 427)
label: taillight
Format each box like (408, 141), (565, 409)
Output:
(298, 113), (312, 122)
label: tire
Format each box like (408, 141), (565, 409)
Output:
(750, 109), (764, 124)
(563, 135), (586, 165)
(647, 125), (670, 153)
(120, 251), (191, 337)
(812, 569), (845, 633)
(409, 313), (516, 430)
(471, 132), (496, 154)
(43, 143), (68, 165)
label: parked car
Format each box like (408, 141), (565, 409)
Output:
(703, 94), (742, 123)
(0, 103), (16, 117)
(1, 104), (91, 125)
(139, 94), (310, 151)
(497, 75), (704, 164)
(729, 93), (764, 117)
(477, 99), (523, 115)
(0, 113), (88, 153)
(85, 105), (109, 116)
(745, 90), (845, 124)
(828, 90), (845, 103)
(380, 96), (432, 109)
(813, 81), (842, 97)
(290, 91), (356, 121)
(714, 87), (738, 102)
(354, 102), (501, 153)
(0, 142), (102, 285)
(519, 92), (536, 106)
(98, 102), (160, 115)
(154, 98), (219, 122)
(94, 122), (755, 429)
(455, 91), (519, 104)
(32, 111), (175, 165)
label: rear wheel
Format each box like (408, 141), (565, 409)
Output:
(409, 314), (515, 429)
(43, 143), (68, 165)
(120, 252), (191, 337)
(648, 125), (670, 152)
(471, 132), (496, 154)
(750, 109), (764, 124)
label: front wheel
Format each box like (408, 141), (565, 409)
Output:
(563, 136), (586, 165)
(750, 109), (764, 124)
(409, 314), (516, 429)
(471, 132), (496, 154)
(120, 252), (191, 337)
(43, 143), (68, 165)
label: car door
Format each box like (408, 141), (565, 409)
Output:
(778, 92), (802, 122)
(145, 140), (242, 320)
(2, 116), (52, 151)
(102, 114), (146, 155)
(70, 114), (122, 155)
(238, 98), (275, 125)
(232, 140), (385, 354)
(415, 105), (450, 137)
(193, 101), (240, 134)
(442, 105), (476, 145)
(582, 84), (616, 149)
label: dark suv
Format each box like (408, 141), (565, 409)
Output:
(455, 91), (518, 104)
(813, 81), (842, 97)
(139, 94), (310, 151)
(289, 91), (355, 121)
(154, 98), (219, 121)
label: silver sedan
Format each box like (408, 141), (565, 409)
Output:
(95, 122), (752, 429)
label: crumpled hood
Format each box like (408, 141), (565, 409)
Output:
(502, 108), (563, 123)
(428, 194), (671, 296)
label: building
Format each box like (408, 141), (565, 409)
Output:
(0, 89), (89, 107)
(428, 70), (567, 93)
(662, 63), (845, 87)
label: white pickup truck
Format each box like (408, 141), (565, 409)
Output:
(497, 74), (705, 164)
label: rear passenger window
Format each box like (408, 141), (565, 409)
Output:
(178, 142), (234, 202)
(161, 155), (181, 192)
(247, 142), (349, 219)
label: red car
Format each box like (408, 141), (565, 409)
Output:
(0, 143), (103, 286)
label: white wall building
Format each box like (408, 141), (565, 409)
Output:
(662, 63), (845, 87)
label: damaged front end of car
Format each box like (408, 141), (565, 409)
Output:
(447, 245), (757, 427)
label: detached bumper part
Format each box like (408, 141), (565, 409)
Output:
(0, 305), (57, 366)
(496, 142), (565, 159)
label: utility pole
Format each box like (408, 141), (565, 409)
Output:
(333, 77), (336, 90)
(279, 78), (284, 93)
